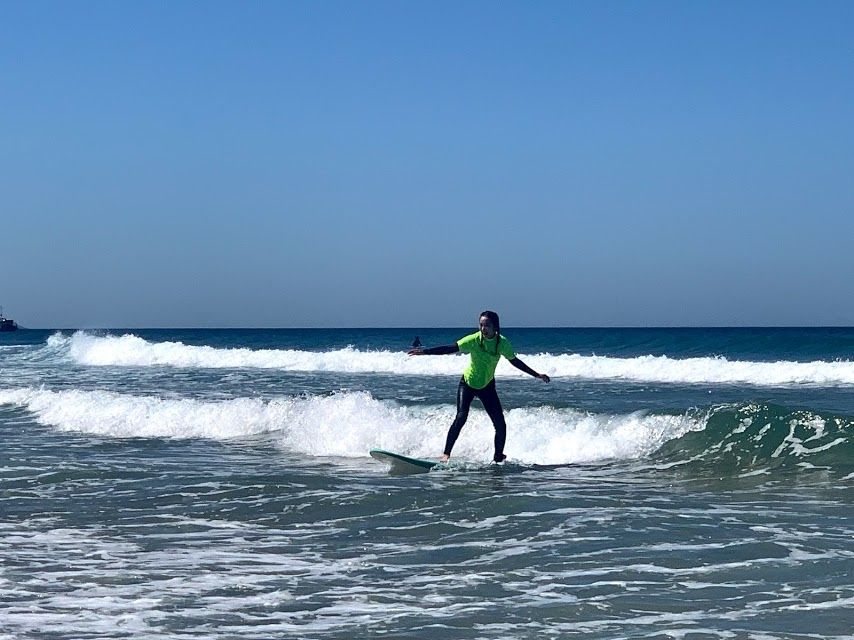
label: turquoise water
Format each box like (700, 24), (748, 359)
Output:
(1, 328), (852, 638)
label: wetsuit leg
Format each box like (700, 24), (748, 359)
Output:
(444, 378), (476, 456)
(478, 380), (507, 462)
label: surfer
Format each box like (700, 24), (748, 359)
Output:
(408, 310), (549, 463)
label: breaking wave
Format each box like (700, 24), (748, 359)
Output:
(44, 331), (854, 387)
(0, 386), (699, 464)
(2, 387), (850, 473)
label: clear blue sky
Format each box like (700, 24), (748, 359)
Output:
(3, 1), (853, 328)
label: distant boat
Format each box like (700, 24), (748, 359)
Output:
(0, 307), (18, 331)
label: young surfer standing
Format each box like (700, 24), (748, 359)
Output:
(408, 310), (550, 463)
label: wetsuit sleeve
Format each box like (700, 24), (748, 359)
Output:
(421, 344), (460, 355)
(509, 357), (539, 377)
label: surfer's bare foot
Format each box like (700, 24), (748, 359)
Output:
(439, 454), (450, 463)
(493, 453), (507, 463)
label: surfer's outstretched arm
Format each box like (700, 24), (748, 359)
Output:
(509, 357), (550, 383)
(408, 344), (460, 356)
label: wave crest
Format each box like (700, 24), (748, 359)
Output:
(0, 386), (701, 464)
(47, 331), (854, 388)
(2, 386), (850, 473)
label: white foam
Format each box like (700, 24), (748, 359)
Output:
(0, 387), (282, 440)
(542, 352), (854, 386)
(48, 332), (854, 387)
(0, 387), (703, 465)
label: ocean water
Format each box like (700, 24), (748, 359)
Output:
(1, 327), (852, 639)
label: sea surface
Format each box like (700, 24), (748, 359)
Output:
(1, 327), (852, 639)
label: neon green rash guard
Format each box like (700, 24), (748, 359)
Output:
(456, 332), (517, 390)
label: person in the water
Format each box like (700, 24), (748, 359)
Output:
(408, 310), (550, 463)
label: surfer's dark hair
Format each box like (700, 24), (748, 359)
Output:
(480, 310), (500, 335)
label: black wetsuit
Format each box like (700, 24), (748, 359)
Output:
(446, 377), (506, 462)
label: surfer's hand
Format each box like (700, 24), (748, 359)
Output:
(539, 373), (550, 383)
(408, 348), (424, 356)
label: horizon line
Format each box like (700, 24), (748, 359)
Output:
(10, 325), (854, 331)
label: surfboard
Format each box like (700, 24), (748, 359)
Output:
(369, 448), (447, 475)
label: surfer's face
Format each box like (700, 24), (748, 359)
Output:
(479, 316), (496, 339)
